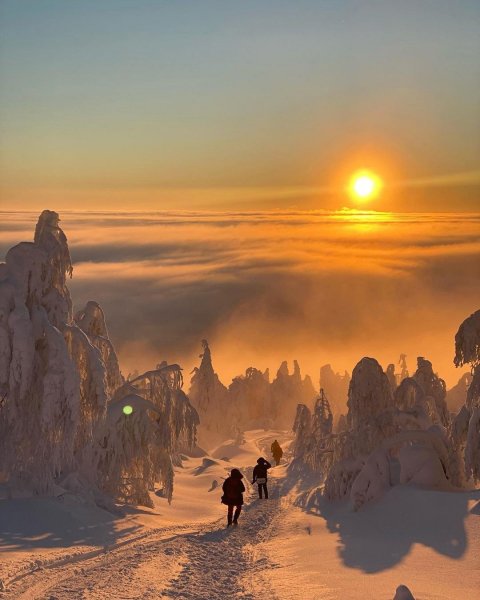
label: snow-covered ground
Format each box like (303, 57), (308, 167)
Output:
(1, 430), (479, 599)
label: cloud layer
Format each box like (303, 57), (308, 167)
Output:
(1, 210), (479, 387)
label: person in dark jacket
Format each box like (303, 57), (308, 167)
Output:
(221, 468), (245, 526)
(271, 439), (283, 465)
(252, 457), (271, 499)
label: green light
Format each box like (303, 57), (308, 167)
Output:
(123, 405), (133, 415)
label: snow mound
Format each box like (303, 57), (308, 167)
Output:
(393, 584), (416, 599)
(193, 458), (220, 475)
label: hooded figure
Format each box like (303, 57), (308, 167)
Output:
(271, 439), (283, 465)
(221, 468), (245, 526)
(252, 457), (271, 499)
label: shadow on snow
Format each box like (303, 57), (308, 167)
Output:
(283, 460), (480, 574)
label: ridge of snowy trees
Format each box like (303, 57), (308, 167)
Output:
(1, 211), (476, 512)
(292, 315), (480, 509)
(188, 340), (317, 447)
(0, 211), (198, 508)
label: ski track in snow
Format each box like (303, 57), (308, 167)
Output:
(5, 487), (281, 600)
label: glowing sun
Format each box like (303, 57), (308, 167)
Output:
(349, 170), (382, 201)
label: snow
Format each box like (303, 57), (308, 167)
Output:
(1, 214), (479, 598)
(2, 429), (479, 599)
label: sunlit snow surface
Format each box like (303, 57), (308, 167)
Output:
(1, 429), (479, 599)
(1, 210), (479, 387)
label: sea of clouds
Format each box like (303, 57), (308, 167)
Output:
(1, 209), (479, 388)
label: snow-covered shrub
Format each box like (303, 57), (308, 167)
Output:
(350, 430), (450, 510)
(93, 394), (172, 507)
(324, 456), (364, 501)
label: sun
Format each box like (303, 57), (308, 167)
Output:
(349, 170), (382, 202)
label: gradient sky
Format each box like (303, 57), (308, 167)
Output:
(1, 1), (479, 211)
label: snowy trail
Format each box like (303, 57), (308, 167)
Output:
(5, 488), (281, 600)
(5, 430), (287, 600)
(160, 490), (280, 600)
(3, 428), (480, 600)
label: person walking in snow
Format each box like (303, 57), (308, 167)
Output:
(252, 457), (271, 499)
(221, 468), (245, 527)
(271, 439), (283, 466)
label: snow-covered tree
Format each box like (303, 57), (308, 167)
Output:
(292, 403), (312, 460)
(75, 300), (123, 397)
(0, 210), (81, 493)
(91, 394), (173, 507)
(292, 389), (334, 473)
(312, 389), (333, 438)
(189, 340), (234, 447)
(0, 211), (198, 509)
(452, 309), (480, 482)
(270, 360), (316, 428)
(92, 364), (198, 507)
(229, 366), (272, 428)
(319, 363), (350, 423)
(412, 356), (449, 427)
(318, 357), (452, 507)
(398, 353), (409, 381)
(386, 363), (397, 394)
(446, 372), (472, 413)
(347, 357), (394, 431)
(127, 362), (198, 454)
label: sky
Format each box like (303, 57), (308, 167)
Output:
(1, 210), (479, 388)
(0, 0), (479, 211)
(0, 3), (479, 392)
